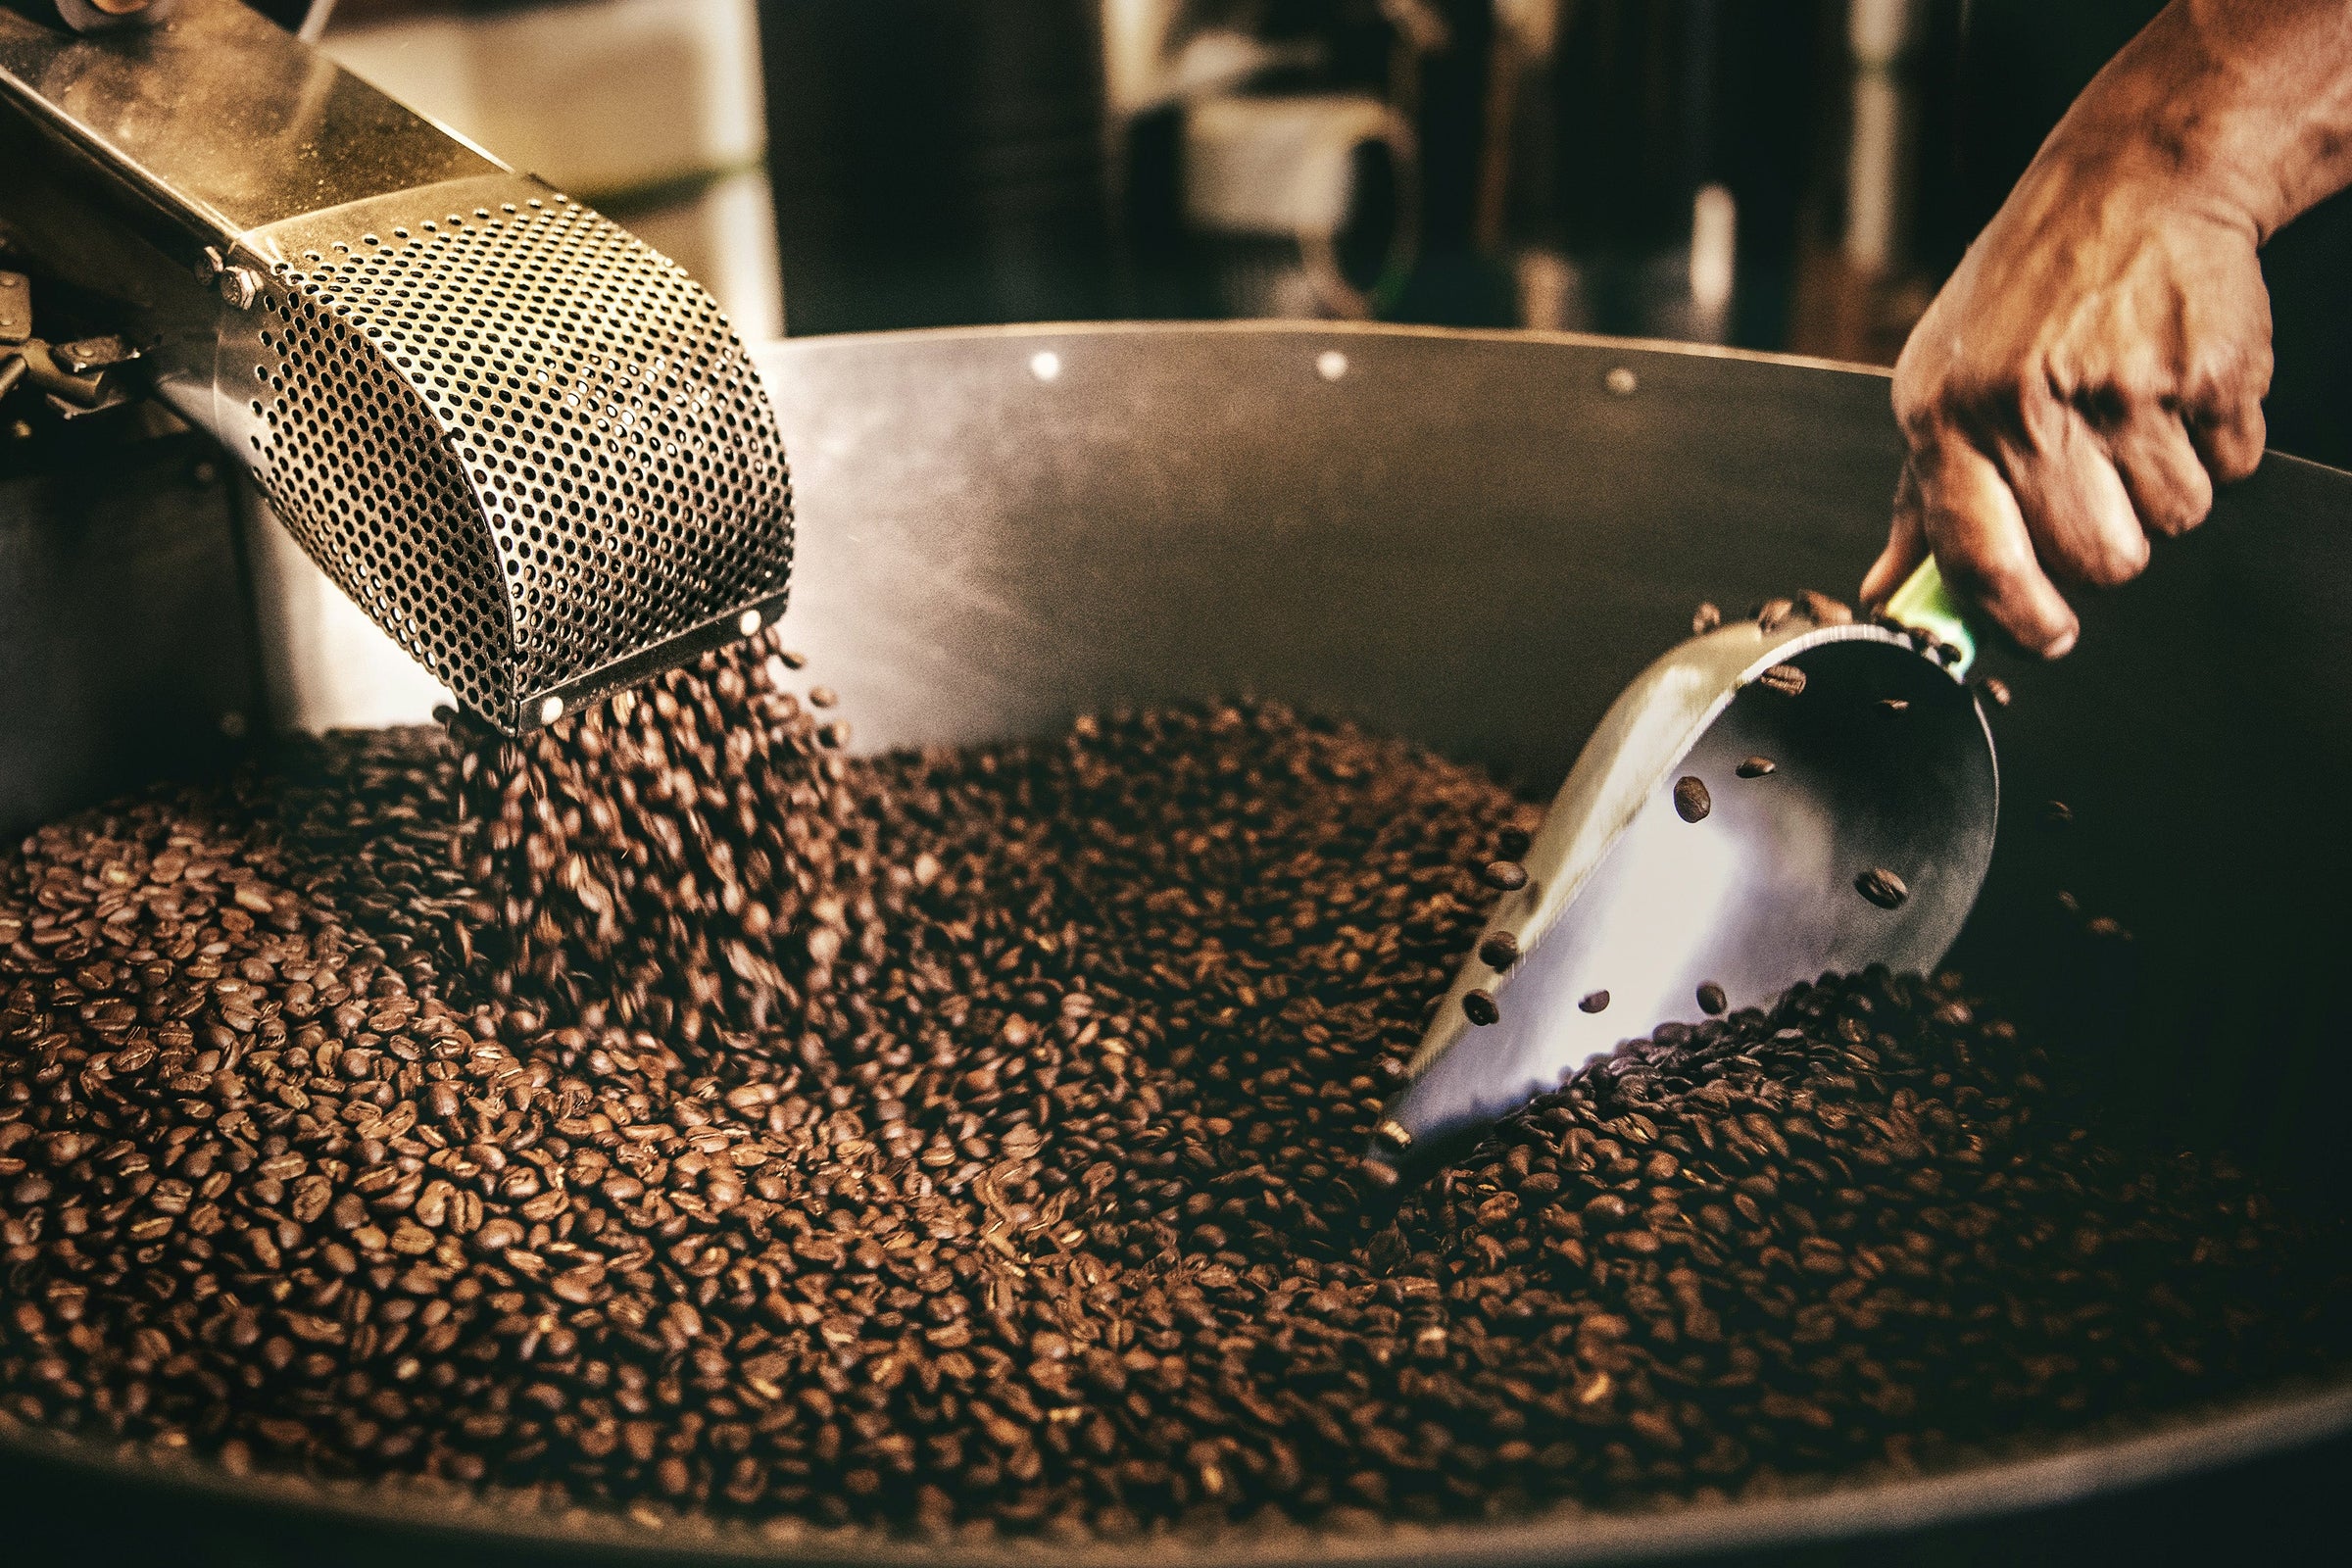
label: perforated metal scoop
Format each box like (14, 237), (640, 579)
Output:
(1362, 563), (1997, 1184)
(0, 0), (792, 733)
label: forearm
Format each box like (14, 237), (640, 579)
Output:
(2044, 0), (2352, 240)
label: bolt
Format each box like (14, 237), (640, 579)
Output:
(1605, 367), (1639, 397)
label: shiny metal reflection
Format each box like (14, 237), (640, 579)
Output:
(1366, 614), (1998, 1179)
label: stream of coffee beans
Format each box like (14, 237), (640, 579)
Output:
(1, 632), (2346, 1540)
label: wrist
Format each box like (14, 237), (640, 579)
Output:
(2044, 1), (2352, 243)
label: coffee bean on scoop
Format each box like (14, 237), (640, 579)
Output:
(1736, 756), (1776, 779)
(1856, 866), (1910, 908)
(1755, 598), (1796, 634)
(1798, 589), (1854, 625)
(1696, 980), (1728, 1015)
(1463, 988), (1500, 1026)
(1757, 663), (1806, 697)
(1479, 932), (1522, 970)
(1485, 859), (1529, 891)
(1674, 776), (1711, 822)
(1691, 602), (1723, 635)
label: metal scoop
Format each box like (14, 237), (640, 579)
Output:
(1361, 561), (1996, 1184)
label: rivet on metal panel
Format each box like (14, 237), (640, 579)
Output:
(1316, 350), (1349, 381)
(1605, 366), (1639, 397)
(1029, 350), (1063, 382)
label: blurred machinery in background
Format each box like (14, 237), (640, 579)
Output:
(13, 1), (2349, 456)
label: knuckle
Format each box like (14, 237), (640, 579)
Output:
(2073, 527), (2149, 589)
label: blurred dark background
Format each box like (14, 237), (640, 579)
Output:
(316, 0), (2352, 466)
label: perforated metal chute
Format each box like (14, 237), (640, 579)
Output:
(236, 183), (795, 731)
(1, 1), (794, 733)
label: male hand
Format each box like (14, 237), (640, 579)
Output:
(1862, 159), (2271, 657)
(1858, 0), (2352, 656)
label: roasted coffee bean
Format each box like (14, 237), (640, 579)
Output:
(1696, 980), (1728, 1015)
(1462, 989), (1501, 1026)
(1977, 676), (2012, 709)
(1797, 589), (1854, 626)
(1, 631), (2345, 1544)
(1691, 602), (1723, 635)
(1755, 598), (1796, 634)
(1757, 663), (1806, 698)
(1579, 990), (1610, 1013)
(1736, 756), (1776, 779)
(1856, 866), (1910, 909)
(1673, 776), (1712, 823)
(1878, 698), (1910, 715)
(1484, 859), (1529, 892)
(1479, 933), (1522, 970)
(2044, 799), (2074, 827)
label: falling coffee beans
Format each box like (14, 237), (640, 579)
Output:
(1462, 988), (1501, 1026)
(1977, 676), (2012, 709)
(2, 631), (2348, 1544)
(1736, 756), (1776, 779)
(1857, 865), (1911, 909)
(1757, 662), (1807, 697)
(1478, 932), (1522, 970)
(1673, 775), (1712, 823)
(1696, 980), (1729, 1015)
(1578, 989), (1610, 1013)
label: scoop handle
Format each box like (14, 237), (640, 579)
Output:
(1884, 557), (1977, 678)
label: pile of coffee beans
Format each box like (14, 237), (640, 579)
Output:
(1, 632), (2346, 1542)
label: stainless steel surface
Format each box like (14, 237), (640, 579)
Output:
(1370, 616), (1997, 1174)
(0, 0), (796, 733)
(0, 425), (259, 844)
(0, 0), (494, 238)
(0, 321), (2347, 1562)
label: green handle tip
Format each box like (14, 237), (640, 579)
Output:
(1884, 558), (1977, 677)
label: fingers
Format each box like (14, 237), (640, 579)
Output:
(1908, 437), (2081, 659)
(2187, 394), (2266, 483)
(2104, 409), (2212, 537)
(2003, 412), (2149, 591)
(1859, 470), (1929, 609)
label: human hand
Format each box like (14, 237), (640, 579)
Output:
(1861, 159), (2272, 658)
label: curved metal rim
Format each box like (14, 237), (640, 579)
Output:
(3, 322), (2341, 1561)
(783, 317), (1899, 381)
(4, 1377), (2349, 1566)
